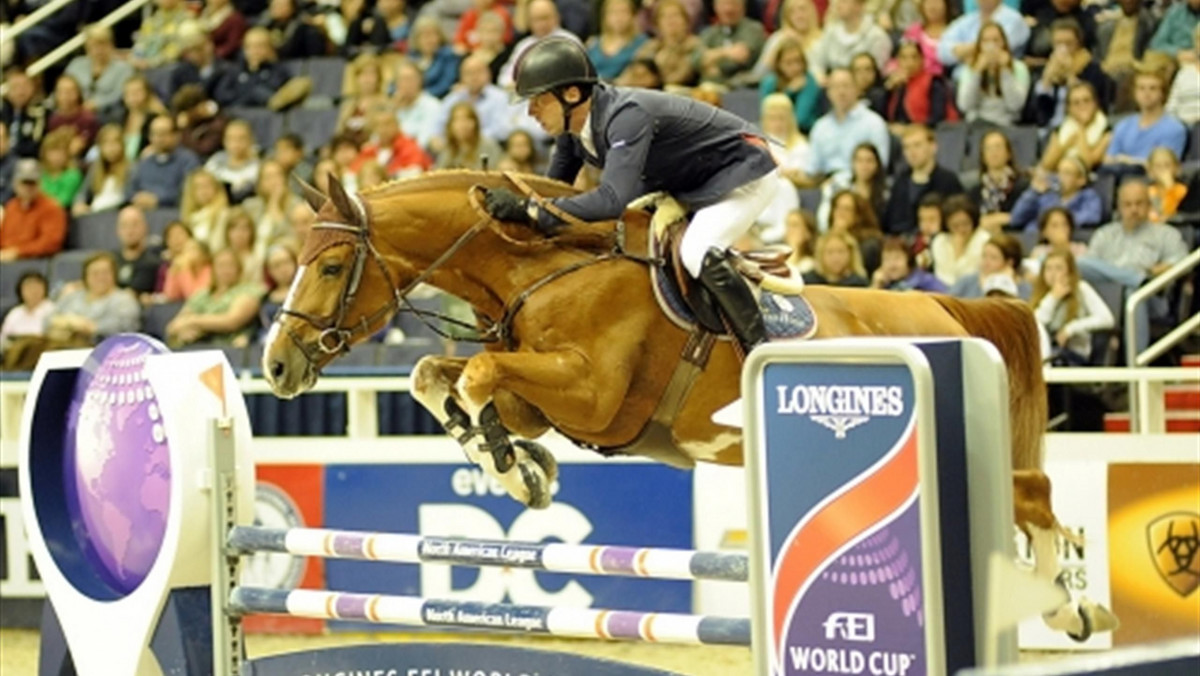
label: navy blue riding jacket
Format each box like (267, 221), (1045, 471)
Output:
(537, 84), (776, 231)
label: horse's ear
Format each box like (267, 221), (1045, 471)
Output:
(326, 175), (358, 225)
(293, 175), (326, 212)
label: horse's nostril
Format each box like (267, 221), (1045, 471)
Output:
(270, 360), (285, 380)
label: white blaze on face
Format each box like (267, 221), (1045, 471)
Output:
(263, 264), (308, 377)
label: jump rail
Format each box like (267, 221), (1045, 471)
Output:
(229, 587), (752, 646)
(229, 525), (749, 582)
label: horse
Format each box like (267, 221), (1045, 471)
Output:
(261, 170), (1115, 641)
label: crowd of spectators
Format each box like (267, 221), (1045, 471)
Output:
(1, 0), (1197, 371)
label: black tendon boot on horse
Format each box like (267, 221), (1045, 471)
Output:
(698, 248), (767, 355)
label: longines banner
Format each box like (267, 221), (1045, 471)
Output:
(1108, 463), (1200, 646)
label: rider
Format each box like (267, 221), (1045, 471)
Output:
(482, 37), (782, 353)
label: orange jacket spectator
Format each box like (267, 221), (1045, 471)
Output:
(0, 160), (67, 260)
(455, 3), (514, 51)
(352, 110), (433, 178)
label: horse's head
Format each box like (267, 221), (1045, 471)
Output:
(263, 176), (402, 398)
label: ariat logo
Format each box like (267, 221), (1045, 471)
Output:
(776, 385), (903, 439)
(1147, 511), (1200, 598)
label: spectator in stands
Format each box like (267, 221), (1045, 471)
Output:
(220, 208), (263, 286)
(753, 0), (823, 82)
(1033, 248), (1114, 365)
(172, 85), (229, 160)
(47, 252), (140, 344)
(358, 160), (388, 189)
(805, 68), (891, 179)
(954, 22), (1030, 126)
(205, 120), (261, 204)
(263, 0), (331, 60)
(287, 201), (317, 248)
(1, 68), (46, 158)
(970, 129), (1028, 232)
(930, 193), (989, 285)
(161, 238), (213, 302)
(181, 169), (232, 249)
(938, 0), (1029, 68)
(1147, 146), (1189, 222)
(322, 0), (369, 55)
(804, 230), (870, 286)
(103, 76), (168, 161)
(258, 243), (299, 340)
(339, 55), (390, 144)
(636, 0), (706, 34)
(897, 0), (953, 77)
(272, 133), (313, 185)
(758, 39), (822, 134)
(851, 53), (889, 117)
(213, 27), (293, 110)
(47, 75), (99, 157)
(810, 0), (891, 82)
(783, 209), (817, 273)
(410, 16), (461, 98)
(1026, 207), (1089, 274)
(697, 0), (767, 86)
(0, 159), (66, 261)
(1039, 81), (1111, 172)
(828, 189), (884, 273)
(1011, 156), (1103, 233)
(1098, 0), (1157, 115)
(885, 126), (961, 235)
(436, 101), (503, 169)
(1165, 23), (1200, 125)
(170, 21), (227, 101)
(950, 233), (1029, 299)
(500, 0), (583, 88)
(131, 0), (192, 69)
(586, 0), (647, 82)
(437, 53), (513, 145)
(871, 236), (948, 291)
(817, 142), (888, 230)
(0, 272), (54, 357)
(394, 58), (443, 150)
(635, 0), (703, 88)
(1025, 0), (1097, 68)
(0, 126), (14, 204)
(64, 25), (134, 114)
(474, 11), (515, 81)
(113, 206), (162, 300)
(498, 129), (542, 173)
(154, 221), (193, 295)
(616, 57), (665, 89)
(354, 105), (433, 178)
(912, 191), (944, 270)
(201, 0), (248, 61)
(313, 156), (342, 194)
(884, 41), (956, 128)
(1028, 19), (1112, 130)
(1102, 70), (1189, 173)
(243, 160), (302, 257)
(755, 95), (804, 239)
(369, 0), (415, 51)
(455, 0), (514, 53)
(166, 247), (264, 348)
(37, 128), (82, 209)
(1148, 0), (1200, 65)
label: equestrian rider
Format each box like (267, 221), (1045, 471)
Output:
(482, 37), (782, 354)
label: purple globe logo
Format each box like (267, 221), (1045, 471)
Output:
(64, 334), (171, 595)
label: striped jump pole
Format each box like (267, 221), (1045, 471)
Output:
(229, 525), (749, 582)
(229, 587), (752, 646)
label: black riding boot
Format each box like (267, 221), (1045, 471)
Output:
(697, 248), (767, 354)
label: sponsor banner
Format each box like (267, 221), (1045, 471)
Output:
(322, 462), (694, 628)
(242, 466), (325, 634)
(1017, 459), (1111, 650)
(758, 363), (925, 676)
(1108, 462), (1200, 646)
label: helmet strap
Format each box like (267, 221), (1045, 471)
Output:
(553, 85), (593, 137)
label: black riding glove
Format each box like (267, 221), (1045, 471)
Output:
(485, 188), (534, 226)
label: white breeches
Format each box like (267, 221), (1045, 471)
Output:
(679, 169), (781, 277)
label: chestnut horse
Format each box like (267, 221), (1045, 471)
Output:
(262, 170), (1114, 640)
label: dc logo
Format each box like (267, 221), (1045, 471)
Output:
(823, 612), (875, 642)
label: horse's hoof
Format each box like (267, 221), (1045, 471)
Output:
(515, 439), (558, 484)
(517, 460), (552, 509)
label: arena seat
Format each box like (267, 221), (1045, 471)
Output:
(1093, 173), (1115, 223)
(965, 124), (1041, 171)
(226, 107), (285, 151)
(287, 108), (340, 156)
(0, 257), (50, 301)
(145, 207), (181, 238)
(68, 210), (120, 251)
(797, 188), (820, 212)
(935, 123), (968, 172)
(722, 88), (760, 124)
(305, 57), (348, 101)
(142, 301), (184, 340)
(50, 250), (101, 289)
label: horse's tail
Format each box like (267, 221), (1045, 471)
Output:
(931, 294), (1047, 471)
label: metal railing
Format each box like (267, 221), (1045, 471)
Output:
(1126, 248), (1200, 368)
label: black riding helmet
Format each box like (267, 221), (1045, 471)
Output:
(514, 37), (598, 133)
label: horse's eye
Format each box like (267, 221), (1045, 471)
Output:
(321, 263), (343, 277)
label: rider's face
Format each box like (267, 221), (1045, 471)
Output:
(528, 91), (565, 135)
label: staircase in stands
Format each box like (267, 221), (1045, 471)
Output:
(1104, 354), (1200, 432)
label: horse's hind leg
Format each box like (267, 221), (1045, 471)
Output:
(412, 355), (558, 508)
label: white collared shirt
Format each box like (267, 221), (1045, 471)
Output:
(577, 109), (597, 158)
